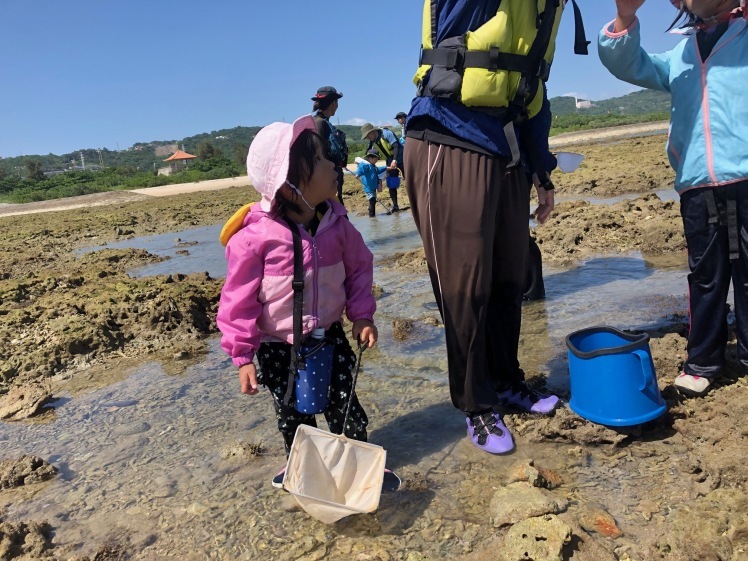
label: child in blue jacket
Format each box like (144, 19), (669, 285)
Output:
(599, 0), (748, 397)
(356, 149), (387, 217)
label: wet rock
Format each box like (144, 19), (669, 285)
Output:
(502, 514), (571, 561)
(66, 541), (127, 561)
(219, 441), (266, 461)
(490, 483), (568, 527)
(577, 503), (623, 538)
(656, 488), (742, 561)
(507, 460), (562, 489)
(112, 421), (150, 436)
(186, 502), (211, 515)
(0, 258), (221, 392)
(0, 515), (54, 559)
(0, 383), (52, 420)
(392, 318), (414, 341)
(533, 195), (684, 266)
(421, 316), (441, 327)
(400, 472), (430, 492)
(556, 512), (619, 561)
(0, 455), (56, 489)
(152, 484), (176, 499)
(377, 249), (427, 273)
(635, 499), (661, 522)
(508, 406), (632, 448)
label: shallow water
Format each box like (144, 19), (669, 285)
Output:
(556, 187), (678, 206)
(3, 205), (714, 559)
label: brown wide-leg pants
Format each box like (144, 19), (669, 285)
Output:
(405, 137), (529, 413)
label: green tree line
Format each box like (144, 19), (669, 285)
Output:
(0, 89), (672, 203)
(0, 143), (245, 204)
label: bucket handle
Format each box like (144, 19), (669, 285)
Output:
(632, 349), (654, 391)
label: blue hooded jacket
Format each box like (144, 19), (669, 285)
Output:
(599, 16), (748, 194)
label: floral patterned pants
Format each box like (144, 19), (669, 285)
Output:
(256, 322), (369, 454)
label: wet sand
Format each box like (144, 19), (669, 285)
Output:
(0, 129), (746, 561)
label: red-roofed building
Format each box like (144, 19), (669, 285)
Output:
(162, 149), (196, 174)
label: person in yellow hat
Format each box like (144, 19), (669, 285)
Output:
(360, 123), (402, 211)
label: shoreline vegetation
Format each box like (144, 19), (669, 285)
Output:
(0, 108), (669, 205)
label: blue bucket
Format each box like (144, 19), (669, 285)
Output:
(565, 326), (666, 426)
(386, 175), (401, 189)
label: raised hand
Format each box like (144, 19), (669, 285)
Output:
(615, 0), (646, 30)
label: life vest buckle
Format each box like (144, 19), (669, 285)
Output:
(488, 46), (500, 71)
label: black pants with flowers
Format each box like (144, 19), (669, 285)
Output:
(256, 322), (369, 455)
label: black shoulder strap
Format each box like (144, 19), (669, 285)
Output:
(570, 0), (590, 55)
(509, 0), (559, 120)
(282, 216), (304, 406)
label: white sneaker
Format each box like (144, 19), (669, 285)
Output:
(674, 373), (711, 397)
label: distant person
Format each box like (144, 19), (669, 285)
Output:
(599, 0), (748, 397)
(355, 148), (387, 217)
(217, 115), (398, 491)
(361, 123), (402, 212)
(395, 111), (408, 143)
(394, 112), (408, 183)
(311, 86), (348, 205)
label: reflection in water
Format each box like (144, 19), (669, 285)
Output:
(5, 207), (701, 558)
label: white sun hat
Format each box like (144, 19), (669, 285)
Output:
(246, 115), (317, 211)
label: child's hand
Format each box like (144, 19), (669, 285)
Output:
(615, 0), (645, 30)
(352, 319), (378, 349)
(238, 363), (259, 395)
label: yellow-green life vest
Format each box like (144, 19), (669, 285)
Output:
(414, 0), (565, 119)
(372, 133), (395, 159)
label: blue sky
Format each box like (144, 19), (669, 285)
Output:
(0, 1), (683, 158)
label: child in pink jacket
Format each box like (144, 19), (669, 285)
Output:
(217, 115), (384, 489)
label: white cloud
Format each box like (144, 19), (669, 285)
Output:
(342, 117), (398, 129)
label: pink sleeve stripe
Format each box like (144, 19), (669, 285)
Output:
(603, 17), (638, 38)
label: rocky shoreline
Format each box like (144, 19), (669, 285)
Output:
(0, 133), (746, 561)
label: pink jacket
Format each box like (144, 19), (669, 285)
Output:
(217, 200), (376, 366)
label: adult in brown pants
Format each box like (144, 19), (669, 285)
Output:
(404, 137), (559, 455)
(403, 0), (571, 455)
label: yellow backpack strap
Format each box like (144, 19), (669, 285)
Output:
(220, 202), (254, 246)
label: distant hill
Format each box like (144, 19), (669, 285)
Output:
(550, 89), (671, 116)
(1, 89), (669, 175)
(0, 123), (376, 177)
